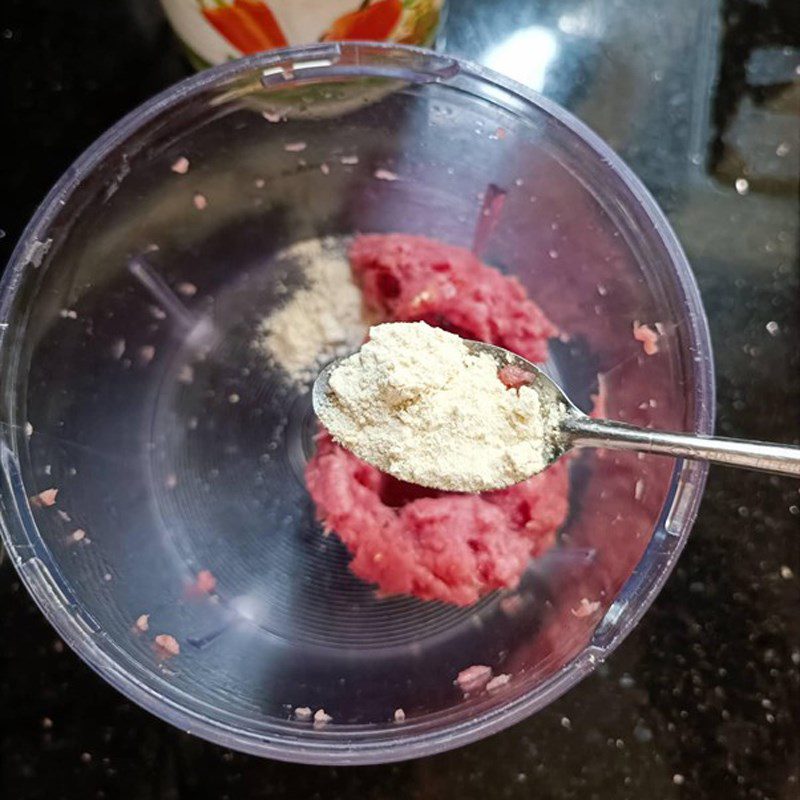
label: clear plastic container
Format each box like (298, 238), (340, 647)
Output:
(0, 43), (714, 764)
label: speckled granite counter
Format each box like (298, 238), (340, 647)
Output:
(1, 1), (797, 798)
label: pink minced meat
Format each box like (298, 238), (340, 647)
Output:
(632, 321), (660, 355)
(305, 234), (569, 606)
(351, 233), (556, 363)
(498, 364), (534, 390)
(307, 432), (567, 605)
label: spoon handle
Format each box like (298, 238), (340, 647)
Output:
(562, 417), (800, 477)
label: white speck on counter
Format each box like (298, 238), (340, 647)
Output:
(320, 162), (330, 175)
(262, 110), (282, 123)
(634, 723), (653, 743)
(340, 155), (359, 165)
(619, 673), (636, 689)
(70, 529), (86, 543)
(766, 320), (779, 336)
(24, 421), (33, 437)
(393, 708), (406, 723)
(374, 168), (399, 182)
(735, 178), (749, 195)
(780, 565), (793, 579)
(135, 614), (149, 632)
(294, 706), (312, 721)
(673, 774), (685, 786)
(193, 193), (207, 210)
(284, 141), (307, 153)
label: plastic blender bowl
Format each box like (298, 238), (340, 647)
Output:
(0, 44), (713, 764)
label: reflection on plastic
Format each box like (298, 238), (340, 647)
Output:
(483, 26), (559, 91)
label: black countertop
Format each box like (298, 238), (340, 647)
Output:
(1, 1), (798, 798)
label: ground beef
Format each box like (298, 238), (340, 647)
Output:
(351, 234), (556, 364)
(498, 363), (535, 390)
(305, 234), (569, 606)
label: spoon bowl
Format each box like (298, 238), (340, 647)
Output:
(314, 338), (800, 485)
(313, 337), (580, 481)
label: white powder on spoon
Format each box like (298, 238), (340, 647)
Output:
(316, 322), (564, 492)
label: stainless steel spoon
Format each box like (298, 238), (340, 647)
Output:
(313, 339), (800, 485)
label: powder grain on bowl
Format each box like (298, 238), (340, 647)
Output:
(255, 238), (369, 388)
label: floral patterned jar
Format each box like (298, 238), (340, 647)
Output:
(160, 0), (446, 68)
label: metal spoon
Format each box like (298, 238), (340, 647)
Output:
(313, 339), (800, 486)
